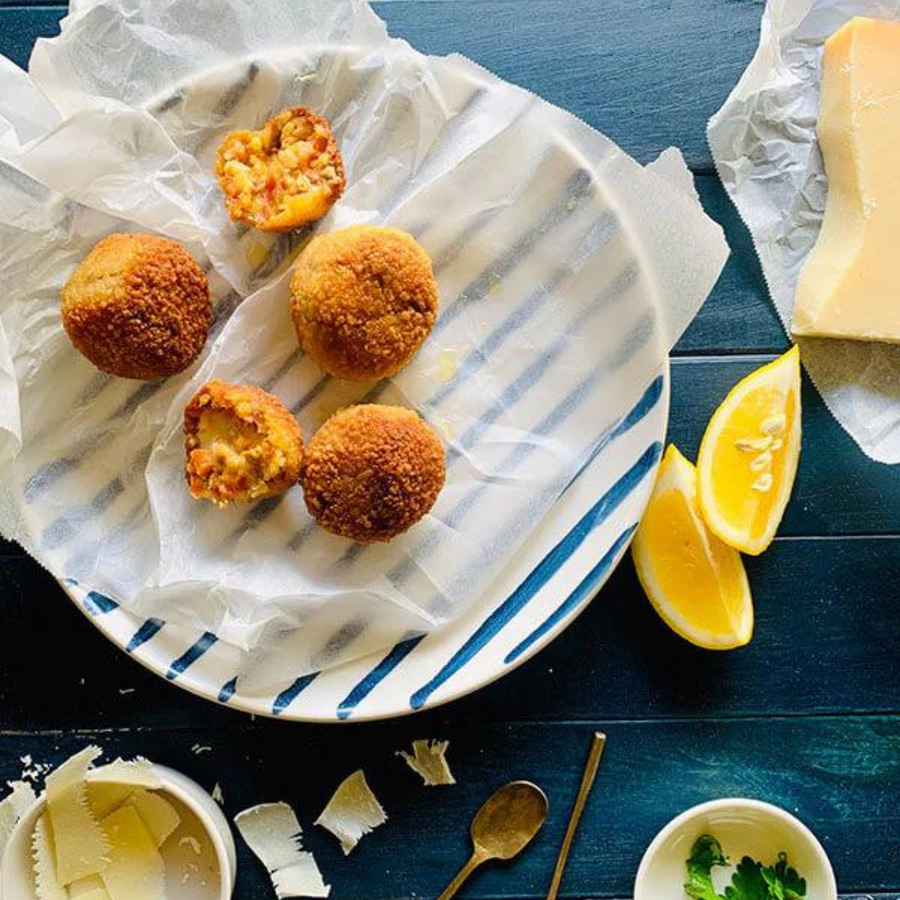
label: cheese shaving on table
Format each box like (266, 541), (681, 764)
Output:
(315, 770), (387, 855)
(211, 782), (224, 805)
(126, 789), (180, 847)
(397, 740), (456, 786)
(45, 746), (109, 884)
(0, 780), (37, 855)
(32, 814), (68, 900)
(100, 805), (165, 900)
(234, 802), (330, 899)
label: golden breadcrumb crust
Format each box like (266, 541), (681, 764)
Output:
(290, 225), (439, 382)
(184, 380), (304, 507)
(61, 233), (211, 380)
(301, 404), (445, 543)
(216, 106), (345, 232)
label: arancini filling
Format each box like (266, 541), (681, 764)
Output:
(216, 108), (343, 231)
(187, 408), (287, 507)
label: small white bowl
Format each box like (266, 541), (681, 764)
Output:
(635, 798), (837, 900)
(1, 763), (236, 900)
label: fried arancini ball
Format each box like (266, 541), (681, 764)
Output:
(184, 380), (304, 508)
(61, 233), (210, 380)
(216, 106), (345, 232)
(290, 225), (439, 382)
(301, 405), (445, 543)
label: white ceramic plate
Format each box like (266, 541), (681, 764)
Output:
(58, 51), (669, 721)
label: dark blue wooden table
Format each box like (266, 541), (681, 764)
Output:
(1, 2), (898, 898)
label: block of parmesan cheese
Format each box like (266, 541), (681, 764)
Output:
(793, 17), (900, 343)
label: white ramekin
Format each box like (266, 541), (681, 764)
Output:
(634, 797), (837, 900)
(1, 762), (235, 900)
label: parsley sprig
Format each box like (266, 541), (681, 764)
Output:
(684, 834), (807, 900)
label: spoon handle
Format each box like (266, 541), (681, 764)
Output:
(435, 851), (485, 900)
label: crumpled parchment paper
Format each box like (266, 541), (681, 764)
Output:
(0, 0), (728, 675)
(709, 0), (900, 464)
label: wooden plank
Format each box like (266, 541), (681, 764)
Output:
(0, 7), (61, 68)
(678, 176), (786, 355)
(1, 531), (897, 730)
(0, 717), (895, 897)
(0, 1), (763, 168)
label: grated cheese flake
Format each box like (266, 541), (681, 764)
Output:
(99, 805), (165, 900)
(32, 813), (67, 900)
(179, 835), (202, 855)
(126, 789), (180, 848)
(315, 770), (387, 855)
(45, 746), (109, 884)
(397, 740), (456, 786)
(235, 802), (330, 899)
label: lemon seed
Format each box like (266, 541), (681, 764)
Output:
(750, 451), (772, 472)
(761, 414), (786, 436)
(751, 473), (774, 493)
(735, 436), (772, 453)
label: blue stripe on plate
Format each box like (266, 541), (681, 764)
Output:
(218, 677), (238, 703)
(409, 441), (661, 710)
(565, 375), (664, 490)
(504, 524), (637, 664)
(126, 617), (164, 652)
(82, 590), (119, 616)
(272, 673), (319, 716)
(336, 635), (425, 721)
(166, 632), (218, 680)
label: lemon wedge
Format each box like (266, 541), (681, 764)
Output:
(697, 347), (801, 555)
(632, 444), (753, 650)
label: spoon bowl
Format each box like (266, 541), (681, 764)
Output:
(435, 781), (548, 900)
(471, 781), (549, 861)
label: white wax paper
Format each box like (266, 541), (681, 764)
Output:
(709, 0), (900, 463)
(0, 0), (728, 674)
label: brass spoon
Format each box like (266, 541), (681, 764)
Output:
(435, 781), (549, 900)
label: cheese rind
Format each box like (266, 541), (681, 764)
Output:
(793, 16), (900, 343)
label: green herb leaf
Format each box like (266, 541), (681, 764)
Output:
(762, 852), (807, 899)
(685, 834), (728, 900)
(723, 856), (770, 900)
(682, 836), (808, 900)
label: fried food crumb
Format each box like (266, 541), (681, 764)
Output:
(301, 404), (445, 543)
(184, 380), (304, 507)
(216, 106), (345, 233)
(290, 225), (439, 382)
(61, 233), (210, 380)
